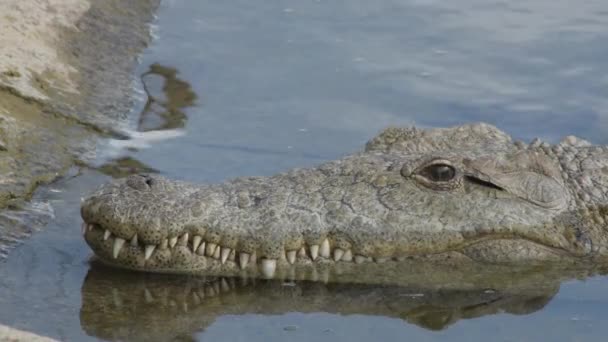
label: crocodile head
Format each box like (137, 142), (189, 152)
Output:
(81, 123), (608, 279)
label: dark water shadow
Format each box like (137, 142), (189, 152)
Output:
(138, 63), (198, 132)
(89, 63), (197, 178)
(79, 262), (608, 341)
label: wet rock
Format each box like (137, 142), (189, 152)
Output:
(0, 0), (160, 259)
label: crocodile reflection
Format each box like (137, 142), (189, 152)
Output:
(79, 262), (605, 341)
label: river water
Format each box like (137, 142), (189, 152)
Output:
(2, 1), (608, 341)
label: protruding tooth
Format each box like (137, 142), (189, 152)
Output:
(113, 238), (125, 259)
(169, 236), (178, 248)
(298, 247), (307, 258)
(321, 268), (330, 283)
(213, 246), (221, 259)
(261, 259), (277, 278)
(206, 243), (217, 257)
(192, 236), (202, 251)
(333, 248), (344, 261)
(311, 268), (319, 282)
(342, 249), (353, 262)
(144, 245), (156, 260)
(320, 239), (330, 258)
(239, 253), (250, 269)
(179, 233), (189, 246)
(81, 223), (86, 236)
(355, 255), (366, 264)
(310, 245), (319, 260)
(130, 234), (138, 246)
(196, 242), (206, 256)
(287, 250), (296, 264)
(160, 239), (168, 250)
(88, 224), (94, 232)
(196, 242), (205, 256)
(220, 247), (231, 264)
(104, 230), (112, 240)
(229, 250), (236, 262)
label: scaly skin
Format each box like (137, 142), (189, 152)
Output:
(81, 123), (608, 279)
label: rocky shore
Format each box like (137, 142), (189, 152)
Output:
(0, 0), (159, 339)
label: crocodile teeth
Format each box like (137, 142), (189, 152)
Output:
(355, 255), (366, 264)
(310, 245), (319, 260)
(144, 245), (156, 260)
(206, 243), (217, 257)
(320, 239), (330, 258)
(160, 238), (168, 250)
(113, 238), (125, 259)
(298, 247), (307, 258)
(261, 259), (276, 278)
(239, 253), (250, 269)
(196, 242), (206, 256)
(286, 250), (296, 264)
(192, 236), (202, 251)
(342, 249), (353, 262)
(213, 246), (221, 259)
(220, 247), (231, 264)
(103, 230), (112, 240)
(81, 223), (86, 236)
(179, 233), (189, 246)
(333, 248), (344, 261)
(130, 234), (138, 246)
(321, 269), (330, 283)
(169, 236), (178, 248)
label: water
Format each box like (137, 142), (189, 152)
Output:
(2, 0), (608, 340)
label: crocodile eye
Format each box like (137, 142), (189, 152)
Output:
(419, 164), (456, 182)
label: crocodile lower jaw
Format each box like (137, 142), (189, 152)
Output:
(82, 223), (421, 278)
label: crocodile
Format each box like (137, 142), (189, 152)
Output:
(80, 123), (608, 280)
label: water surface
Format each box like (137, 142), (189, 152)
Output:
(2, 1), (608, 341)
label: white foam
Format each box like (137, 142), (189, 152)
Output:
(107, 129), (186, 151)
